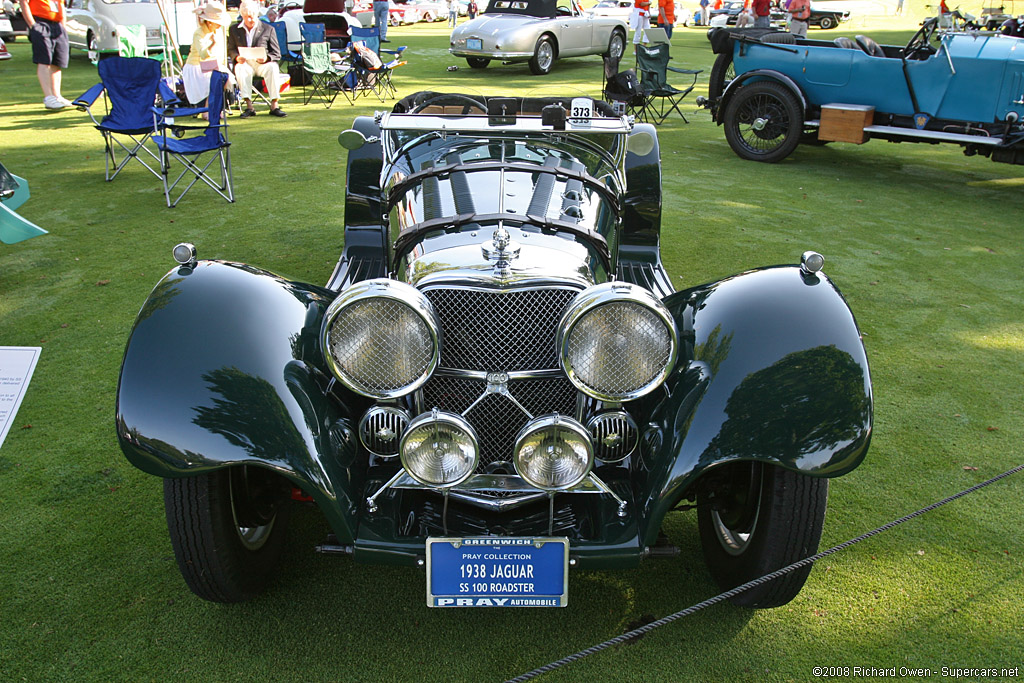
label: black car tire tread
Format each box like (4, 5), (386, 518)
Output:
(708, 51), (734, 106)
(164, 469), (289, 603)
(466, 56), (490, 69)
(698, 464), (828, 608)
(723, 80), (803, 163)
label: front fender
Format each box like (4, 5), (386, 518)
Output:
(637, 265), (872, 546)
(115, 260), (364, 544)
(717, 69), (807, 125)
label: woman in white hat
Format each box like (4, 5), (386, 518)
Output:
(181, 1), (233, 106)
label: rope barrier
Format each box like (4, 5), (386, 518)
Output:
(506, 463), (1024, 683)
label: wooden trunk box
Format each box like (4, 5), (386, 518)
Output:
(818, 104), (875, 144)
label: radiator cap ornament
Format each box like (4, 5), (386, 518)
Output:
(482, 225), (521, 277)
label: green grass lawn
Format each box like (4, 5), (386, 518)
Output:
(1, 12), (1022, 682)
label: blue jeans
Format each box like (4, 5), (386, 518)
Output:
(373, 0), (389, 40)
(754, 14), (770, 28)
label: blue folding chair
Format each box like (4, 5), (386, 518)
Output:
(299, 21), (326, 49)
(73, 56), (178, 182)
(152, 70), (234, 208)
(348, 25), (407, 100)
(270, 20), (302, 72)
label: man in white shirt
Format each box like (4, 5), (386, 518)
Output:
(227, 0), (287, 118)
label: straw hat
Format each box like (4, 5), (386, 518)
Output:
(194, 1), (231, 26)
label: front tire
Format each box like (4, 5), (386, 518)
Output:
(698, 462), (828, 608)
(723, 80), (803, 163)
(528, 35), (555, 75)
(87, 33), (100, 65)
(605, 29), (625, 61)
(164, 467), (291, 603)
(707, 51), (735, 108)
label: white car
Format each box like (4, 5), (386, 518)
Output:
(65, 0), (168, 63)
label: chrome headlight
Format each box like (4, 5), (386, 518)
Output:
(322, 279), (441, 399)
(400, 409), (479, 488)
(513, 414), (594, 491)
(556, 282), (678, 402)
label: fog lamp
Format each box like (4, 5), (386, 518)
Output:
(513, 414), (593, 491)
(400, 409), (478, 488)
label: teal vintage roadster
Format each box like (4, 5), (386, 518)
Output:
(117, 92), (872, 607)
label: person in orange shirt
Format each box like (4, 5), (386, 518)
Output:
(19, 0), (70, 110)
(630, 0), (651, 45)
(657, 0), (675, 38)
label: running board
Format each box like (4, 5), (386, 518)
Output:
(805, 120), (1003, 146)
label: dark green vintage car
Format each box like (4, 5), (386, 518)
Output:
(116, 92), (872, 607)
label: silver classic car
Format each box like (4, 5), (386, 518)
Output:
(449, 0), (627, 75)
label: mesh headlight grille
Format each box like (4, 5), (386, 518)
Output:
(566, 301), (673, 400)
(323, 280), (440, 398)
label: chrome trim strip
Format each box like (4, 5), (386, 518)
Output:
(391, 471), (604, 493)
(432, 368), (568, 381)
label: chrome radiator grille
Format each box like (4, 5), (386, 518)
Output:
(422, 288), (578, 371)
(422, 375), (577, 466)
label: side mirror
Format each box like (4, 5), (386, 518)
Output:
(338, 129), (367, 150)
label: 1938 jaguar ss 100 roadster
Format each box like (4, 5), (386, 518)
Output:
(116, 92), (872, 608)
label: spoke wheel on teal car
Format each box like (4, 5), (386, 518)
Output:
(529, 35), (556, 75)
(466, 56), (490, 69)
(164, 466), (291, 602)
(723, 81), (803, 163)
(697, 462), (828, 608)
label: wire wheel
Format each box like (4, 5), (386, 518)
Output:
(529, 36), (555, 75)
(723, 81), (803, 163)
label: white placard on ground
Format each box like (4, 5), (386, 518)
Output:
(0, 347), (41, 450)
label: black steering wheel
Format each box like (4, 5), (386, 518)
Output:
(903, 17), (939, 60)
(410, 94), (488, 115)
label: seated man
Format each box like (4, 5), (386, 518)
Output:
(227, 0), (286, 118)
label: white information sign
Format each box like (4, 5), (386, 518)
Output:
(569, 97), (593, 128)
(0, 347), (41, 450)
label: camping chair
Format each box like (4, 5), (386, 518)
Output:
(634, 42), (702, 124)
(116, 24), (148, 58)
(601, 52), (644, 119)
(152, 70), (234, 208)
(73, 56), (178, 182)
(0, 161), (48, 244)
(301, 41), (351, 107)
(299, 22), (326, 50)
(271, 20), (302, 73)
(348, 25), (406, 100)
